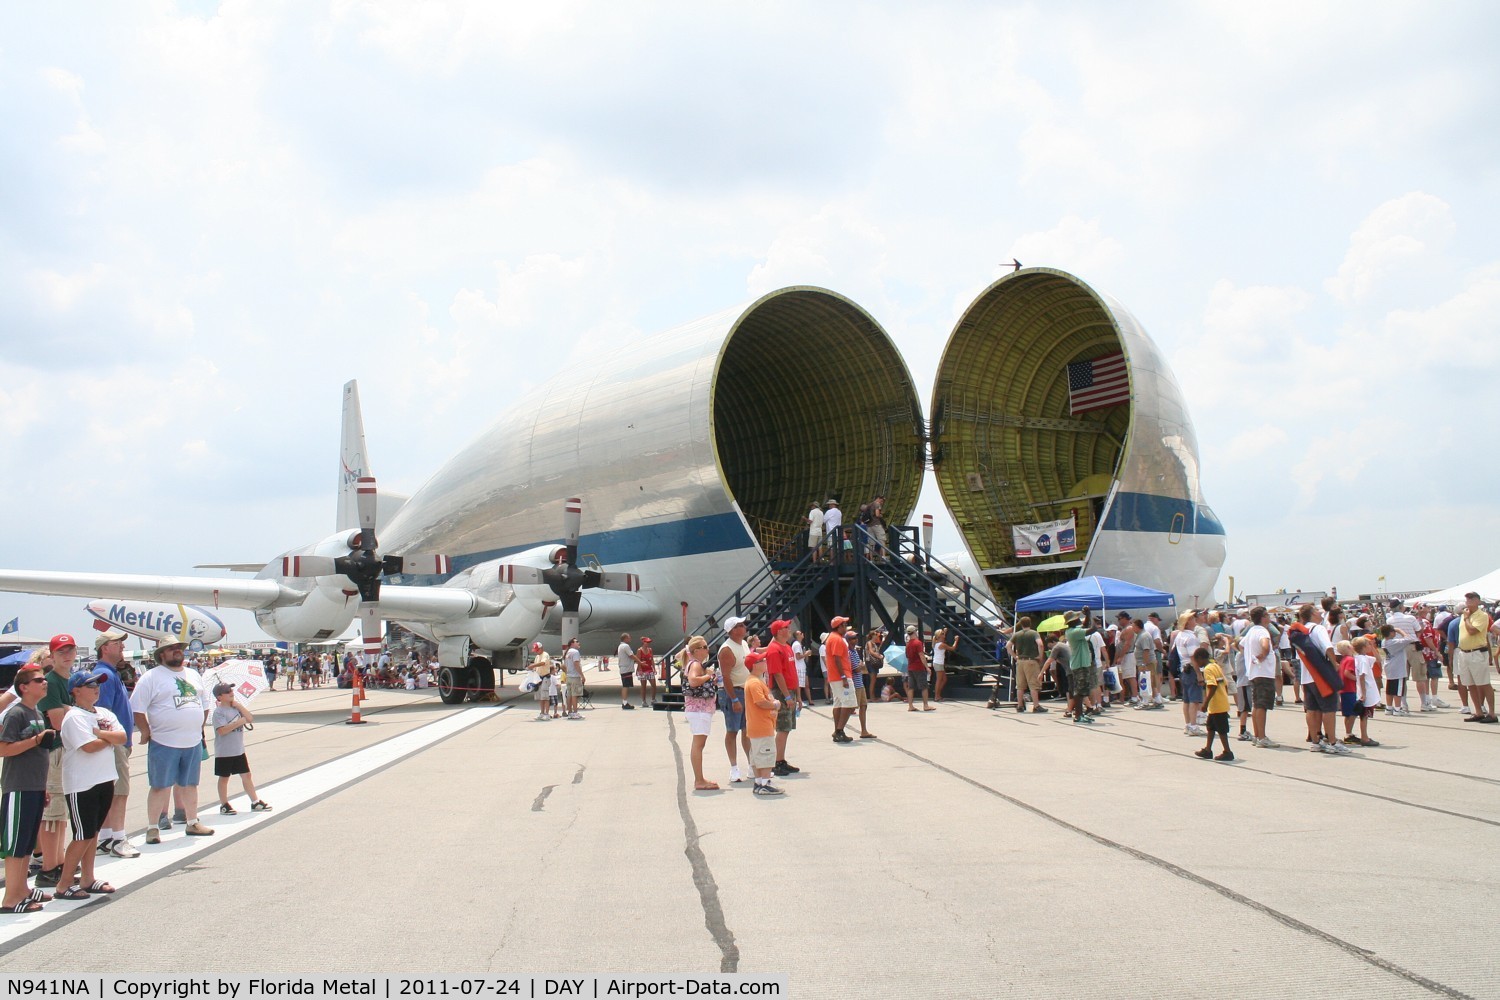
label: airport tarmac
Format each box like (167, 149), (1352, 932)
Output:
(0, 671), (1496, 999)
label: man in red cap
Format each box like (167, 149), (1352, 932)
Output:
(765, 620), (800, 776)
(824, 617), (855, 742)
(34, 634), (79, 887)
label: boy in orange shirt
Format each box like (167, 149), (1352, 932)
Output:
(742, 651), (784, 796)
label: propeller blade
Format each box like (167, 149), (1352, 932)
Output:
(280, 555), (339, 577)
(356, 476), (378, 549)
(560, 610), (579, 648)
(498, 564), (547, 586)
(592, 571), (640, 593)
(563, 497), (581, 563)
(386, 554), (452, 576)
(358, 602), (382, 661)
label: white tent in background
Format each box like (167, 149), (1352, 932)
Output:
(1413, 568), (1500, 607)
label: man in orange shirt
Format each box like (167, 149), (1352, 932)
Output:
(742, 651), (784, 796)
(825, 616), (857, 743)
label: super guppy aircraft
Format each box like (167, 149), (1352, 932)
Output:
(0, 268), (1223, 700)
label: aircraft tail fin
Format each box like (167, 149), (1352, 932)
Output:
(337, 380), (371, 532)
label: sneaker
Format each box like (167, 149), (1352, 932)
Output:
(1314, 739), (1332, 753)
(729, 765), (743, 783)
(184, 822), (215, 837)
(1079, 714), (1095, 724)
(1343, 735), (1363, 746)
(1015, 705), (1026, 713)
(110, 839), (141, 858)
(1196, 711), (1208, 725)
(622, 704), (635, 710)
(34, 866), (63, 887)
(96, 838), (116, 856)
(251, 801), (273, 812)
(219, 803), (237, 815)
(535, 713), (547, 721)
(1194, 747), (1213, 759)
(1331, 742), (1352, 755)
(772, 761), (791, 777)
(172, 808), (186, 824)
(1073, 715), (1087, 725)
(145, 828), (161, 845)
(752, 783), (784, 796)
(782, 761), (801, 773)
(1237, 731), (1252, 742)
(1433, 698), (1451, 709)
(1215, 750), (1235, 762)
(568, 712), (584, 720)
(157, 814), (172, 831)
(1032, 706), (1049, 713)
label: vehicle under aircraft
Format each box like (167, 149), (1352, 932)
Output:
(0, 271), (1224, 702)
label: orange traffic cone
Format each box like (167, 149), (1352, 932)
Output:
(345, 688), (366, 725)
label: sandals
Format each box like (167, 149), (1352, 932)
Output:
(55, 885), (90, 901)
(7, 899), (44, 914)
(26, 888), (52, 903)
(693, 783), (721, 791)
(859, 733), (878, 739)
(85, 881), (116, 894)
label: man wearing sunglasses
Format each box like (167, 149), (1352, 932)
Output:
(1, 667), (58, 913)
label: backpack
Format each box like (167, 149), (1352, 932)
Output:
(856, 503), (874, 526)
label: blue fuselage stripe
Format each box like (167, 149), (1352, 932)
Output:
(447, 510), (758, 574)
(1100, 492), (1225, 536)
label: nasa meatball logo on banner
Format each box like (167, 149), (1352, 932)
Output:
(1012, 516), (1078, 559)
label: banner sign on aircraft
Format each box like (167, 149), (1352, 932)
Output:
(1012, 516), (1077, 558)
(85, 599), (227, 646)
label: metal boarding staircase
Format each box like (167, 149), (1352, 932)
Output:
(653, 523), (1014, 711)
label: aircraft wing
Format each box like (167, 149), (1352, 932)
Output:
(0, 570), (296, 610)
(377, 584), (502, 623)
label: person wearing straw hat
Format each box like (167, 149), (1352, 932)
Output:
(130, 636), (215, 843)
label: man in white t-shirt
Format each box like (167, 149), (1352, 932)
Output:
(562, 639), (585, 720)
(1241, 606), (1279, 747)
(617, 633), (636, 710)
(807, 503), (825, 561)
(1386, 600), (1423, 710)
(131, 637), (215, 843)
(823, 501), (843, 563)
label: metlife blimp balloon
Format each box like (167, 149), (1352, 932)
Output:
(85, 599), (227, 645)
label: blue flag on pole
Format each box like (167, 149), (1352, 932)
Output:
(1, 618), (17, 635)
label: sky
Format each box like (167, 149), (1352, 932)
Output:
(3, 0), (1498, 642)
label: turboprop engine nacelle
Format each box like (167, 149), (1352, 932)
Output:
(250, 531), (362, 642)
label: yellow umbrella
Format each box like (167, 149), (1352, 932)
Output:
(1037, 614), (1068, 633)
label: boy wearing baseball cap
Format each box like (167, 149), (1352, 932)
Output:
(212, 683), (270, 814)
(742, 651), (783, 796)
(55, 669), (125, 900)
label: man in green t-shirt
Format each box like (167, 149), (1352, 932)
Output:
(35, 634), (77, 887)
(1010, 619), (1046, 713)
(1064, 613), (1094, 723)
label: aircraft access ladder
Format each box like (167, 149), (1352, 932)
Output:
(653, 524), (1013, 711)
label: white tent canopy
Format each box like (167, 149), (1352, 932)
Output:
(1413, 568), (1500, 607)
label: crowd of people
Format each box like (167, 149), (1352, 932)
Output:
(999, 593), (1498, 758)
(1, 629), (269, 915)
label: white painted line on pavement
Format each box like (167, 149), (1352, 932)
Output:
(0, 705), (504, 945)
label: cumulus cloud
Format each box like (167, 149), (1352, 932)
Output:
(1325, 192), (1456, 303)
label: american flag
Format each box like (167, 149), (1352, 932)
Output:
(1067, 353), (1129, 414)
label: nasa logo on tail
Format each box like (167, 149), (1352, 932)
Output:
(86, 599), (227, 646)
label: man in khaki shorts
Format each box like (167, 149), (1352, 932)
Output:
(92, 629), (141, 858)
(35, 634), (79, 887)
(1455, 592), (1497, 724)
(1009, 617), (1046, 713)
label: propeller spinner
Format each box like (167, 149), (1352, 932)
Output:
(497, 497), (639, 647)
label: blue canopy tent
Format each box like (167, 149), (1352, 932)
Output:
(1015, 576), (1176, 614)
(0, 649), (32, 667)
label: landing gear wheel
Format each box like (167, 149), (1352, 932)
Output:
(437, 666), (473, 705)
(471, 661), (495, 700)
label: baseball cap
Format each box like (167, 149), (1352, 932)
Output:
(722, 616), (748, 631)
(905, 624), (918, 634)
(49, 634), (77, 653)
(93, 628), (128, 649)
(212, 682), (235, 697)
(745, 650), (767, 666)
(531, 641), (543, 653)
(830, 616), (849, 628)
(67, 669), (108, 691)
(769, 619), (791, 634)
